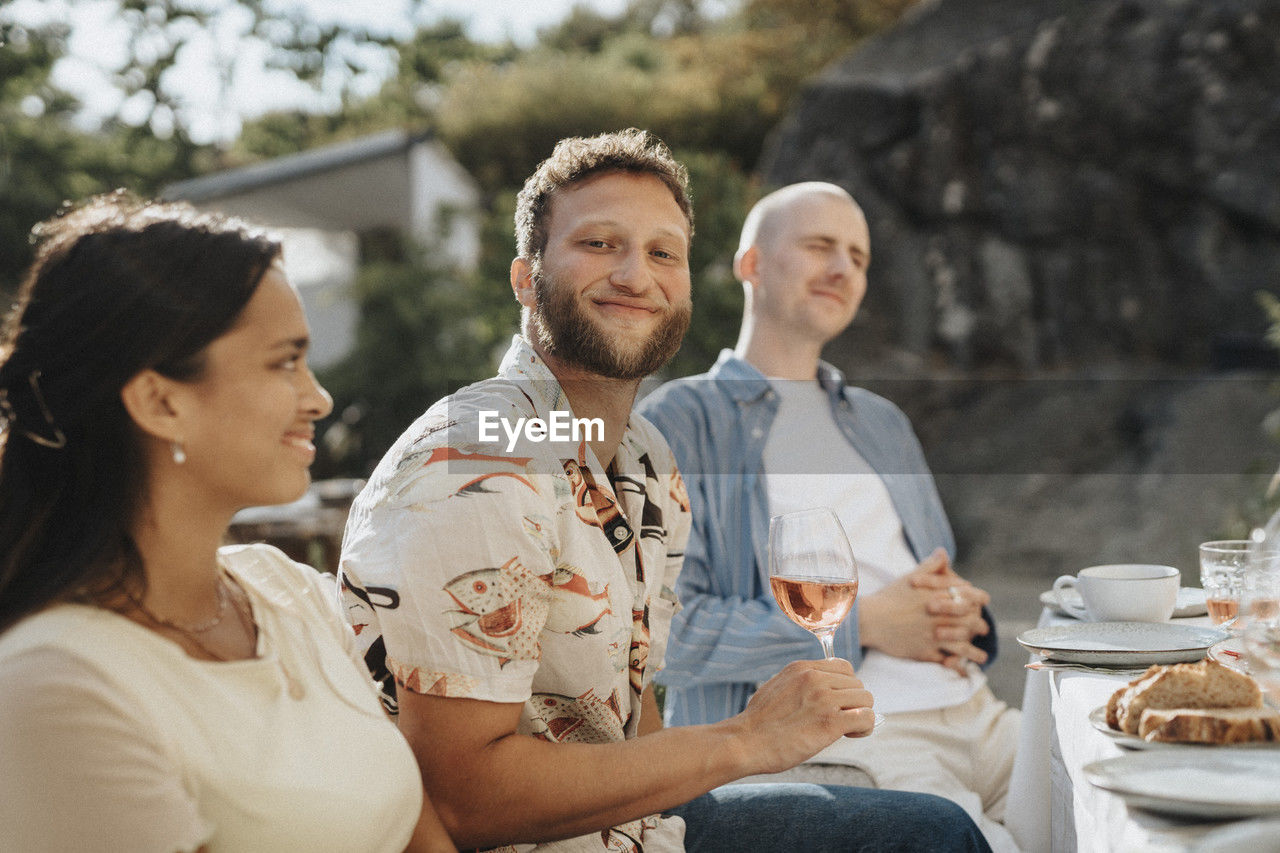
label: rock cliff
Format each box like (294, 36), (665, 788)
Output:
(765, 0), (1280, 369)
(760, 0), (1280, 701)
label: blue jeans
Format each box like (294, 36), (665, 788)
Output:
(666, 783), (992, 853)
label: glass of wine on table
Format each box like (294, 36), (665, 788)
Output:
(1200, 540), (1252, 631)
(768, 506), (883, 729)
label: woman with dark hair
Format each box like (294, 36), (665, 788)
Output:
(0, 192), (455, 852)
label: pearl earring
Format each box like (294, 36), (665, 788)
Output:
(171, 441), (187, 465)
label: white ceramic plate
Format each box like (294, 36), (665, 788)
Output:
(1084, 750), (1280, 818)
(1194, 818), (1280, 852)
(1016, 622), (1228, 665)
(1088, 704), (1280, 750)
(1039, 586), (1208, 619)
(1210, 637), (1247, 673)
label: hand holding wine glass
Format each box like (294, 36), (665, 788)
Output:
(769, 507), (883, 729)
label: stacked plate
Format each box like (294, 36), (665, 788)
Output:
(1016, 622), (1228, 667)
(1084, 751), (1280, 819)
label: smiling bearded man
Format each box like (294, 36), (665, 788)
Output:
(339, 134), (992, 853)
(530, 265), (691, 381)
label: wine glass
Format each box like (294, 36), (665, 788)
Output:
(768, 507), (860, 661)
(769, 508), (882, 730)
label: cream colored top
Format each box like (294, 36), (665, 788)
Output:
(0, 544), (423, 853)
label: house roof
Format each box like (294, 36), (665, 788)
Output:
(160, 128), (479, 236)
(162, 129), (429, 202)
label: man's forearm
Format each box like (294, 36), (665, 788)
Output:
(400, 662), (873, 849)
(401, 692), (771, 848)
(424, 718), (751, 847)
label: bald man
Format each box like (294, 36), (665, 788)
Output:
(637, 183), (1021, 853)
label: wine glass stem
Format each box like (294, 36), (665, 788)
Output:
(817, 631), (836, 660)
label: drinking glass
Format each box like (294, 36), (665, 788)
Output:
(768, 507), (860, 661)
(1200, 540), (1252, 629)
(1243, 552), (1280, 703)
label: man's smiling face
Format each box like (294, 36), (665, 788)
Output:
(529, 171), (693, 381)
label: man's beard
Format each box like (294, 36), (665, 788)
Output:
(531, 268), (692, 381)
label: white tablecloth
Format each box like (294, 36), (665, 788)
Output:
(1003, 611), (1256, 853)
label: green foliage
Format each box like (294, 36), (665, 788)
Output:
(103, 0), (420, 146)
(661, 149), (752, 378)
(315, 213), (519, 475)
(743, 0), (920, 41)
(429, 22), (848, 192)
(0, 20), (193, 292)
(2, 0), (922, 468)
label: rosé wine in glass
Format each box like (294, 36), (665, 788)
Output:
(769, 575), (859, 637)
(1200, 540), (1252, 630)
(768, 508), (859, 661)
(769, 508), (884, 731)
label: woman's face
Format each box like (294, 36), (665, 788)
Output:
(174, 264), (333, 510)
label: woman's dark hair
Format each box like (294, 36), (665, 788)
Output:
(0, 191), (281, 632)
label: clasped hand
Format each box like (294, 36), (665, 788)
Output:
(858, 548), (990, 675)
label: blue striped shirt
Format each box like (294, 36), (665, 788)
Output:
(636, 350), (997, 727)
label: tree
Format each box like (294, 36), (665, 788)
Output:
(743, 0), (920, 41)
(315, 208), (519, 475)
(0, 20), (142, 291)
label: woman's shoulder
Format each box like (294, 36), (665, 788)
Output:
(0, 606), (155, 708)
(217, 543), (339, 621)
(0, 604), (124, 661)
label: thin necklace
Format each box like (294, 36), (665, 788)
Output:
(129, 575), (254, 663)
(127, 574), (229, 633)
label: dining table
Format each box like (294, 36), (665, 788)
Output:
(1001, 595), (1280, 853)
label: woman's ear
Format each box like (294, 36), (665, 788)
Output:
(120, 370), (183, 442)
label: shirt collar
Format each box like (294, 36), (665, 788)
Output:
(496, 334), (570, 414)
(710, 348), (847, 403)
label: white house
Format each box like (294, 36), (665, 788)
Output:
(163, 129), (481, 368)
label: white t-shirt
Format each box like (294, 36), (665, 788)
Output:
(763, 378), (984, 714)
(0, 544), (423, 853)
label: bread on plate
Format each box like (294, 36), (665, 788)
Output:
(1138, 706), (1280, 744)
(1104, 658), (1264, 739)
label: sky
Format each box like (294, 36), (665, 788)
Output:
(4, 0), (634, 142)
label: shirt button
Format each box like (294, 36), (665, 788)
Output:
(614, 528), (627, 540)
(751, 427), (764, 438)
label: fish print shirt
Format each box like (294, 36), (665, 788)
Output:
(340, 336), (691, 853)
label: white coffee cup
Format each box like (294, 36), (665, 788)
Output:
(1052, 564), (1180, 622)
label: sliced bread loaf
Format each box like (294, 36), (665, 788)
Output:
(1111, 658), (1262, 734)
(1139, 706), (1280, 744)
(1106, 665), (1160, 730)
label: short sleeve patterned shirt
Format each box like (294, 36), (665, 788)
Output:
(339, 336), (691, 853)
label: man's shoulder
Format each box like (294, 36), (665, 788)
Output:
(637, 370), (733, 421)
(397, 378), (543, 451)
(351, 378), (561, 514)
(842, 384), (913, 424)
